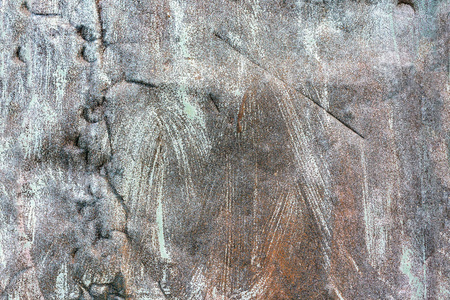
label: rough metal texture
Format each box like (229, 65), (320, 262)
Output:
(0, 0), (449, 299)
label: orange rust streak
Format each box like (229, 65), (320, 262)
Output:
(237, 91), (250, 133)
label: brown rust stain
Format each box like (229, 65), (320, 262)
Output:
(237, 90), (250, 133)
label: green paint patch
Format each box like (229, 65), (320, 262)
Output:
(183, 100), (197, 120)
(400, 246), (425, 300)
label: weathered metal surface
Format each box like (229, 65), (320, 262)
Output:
(0, 0), (449, 299)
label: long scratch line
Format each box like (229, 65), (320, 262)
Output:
(213, 31), (365, 139)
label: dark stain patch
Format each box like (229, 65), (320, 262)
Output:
(14, 46), (26, 63)
(19, 1), (30, 15)
(398, 0), (416, 12)
(76, 45), (89, 64)
(112, 272), (126, 297)
(76, 199), (88, 214)
(70, 248), (79, 262)
(77, 25), (99, 42)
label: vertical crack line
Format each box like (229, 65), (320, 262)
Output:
(104, 112), (114, 156)
(101, 113), (130, 224)
(213, 30), (365, 140)
(95, 0), (107, 51)
(102, 169), (130, 221)
(237, 90), (249, 133)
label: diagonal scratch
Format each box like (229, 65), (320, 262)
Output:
(208, 93), (220, 113)
(125, 79), (159, 88)
(213, 31), (365, 140)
